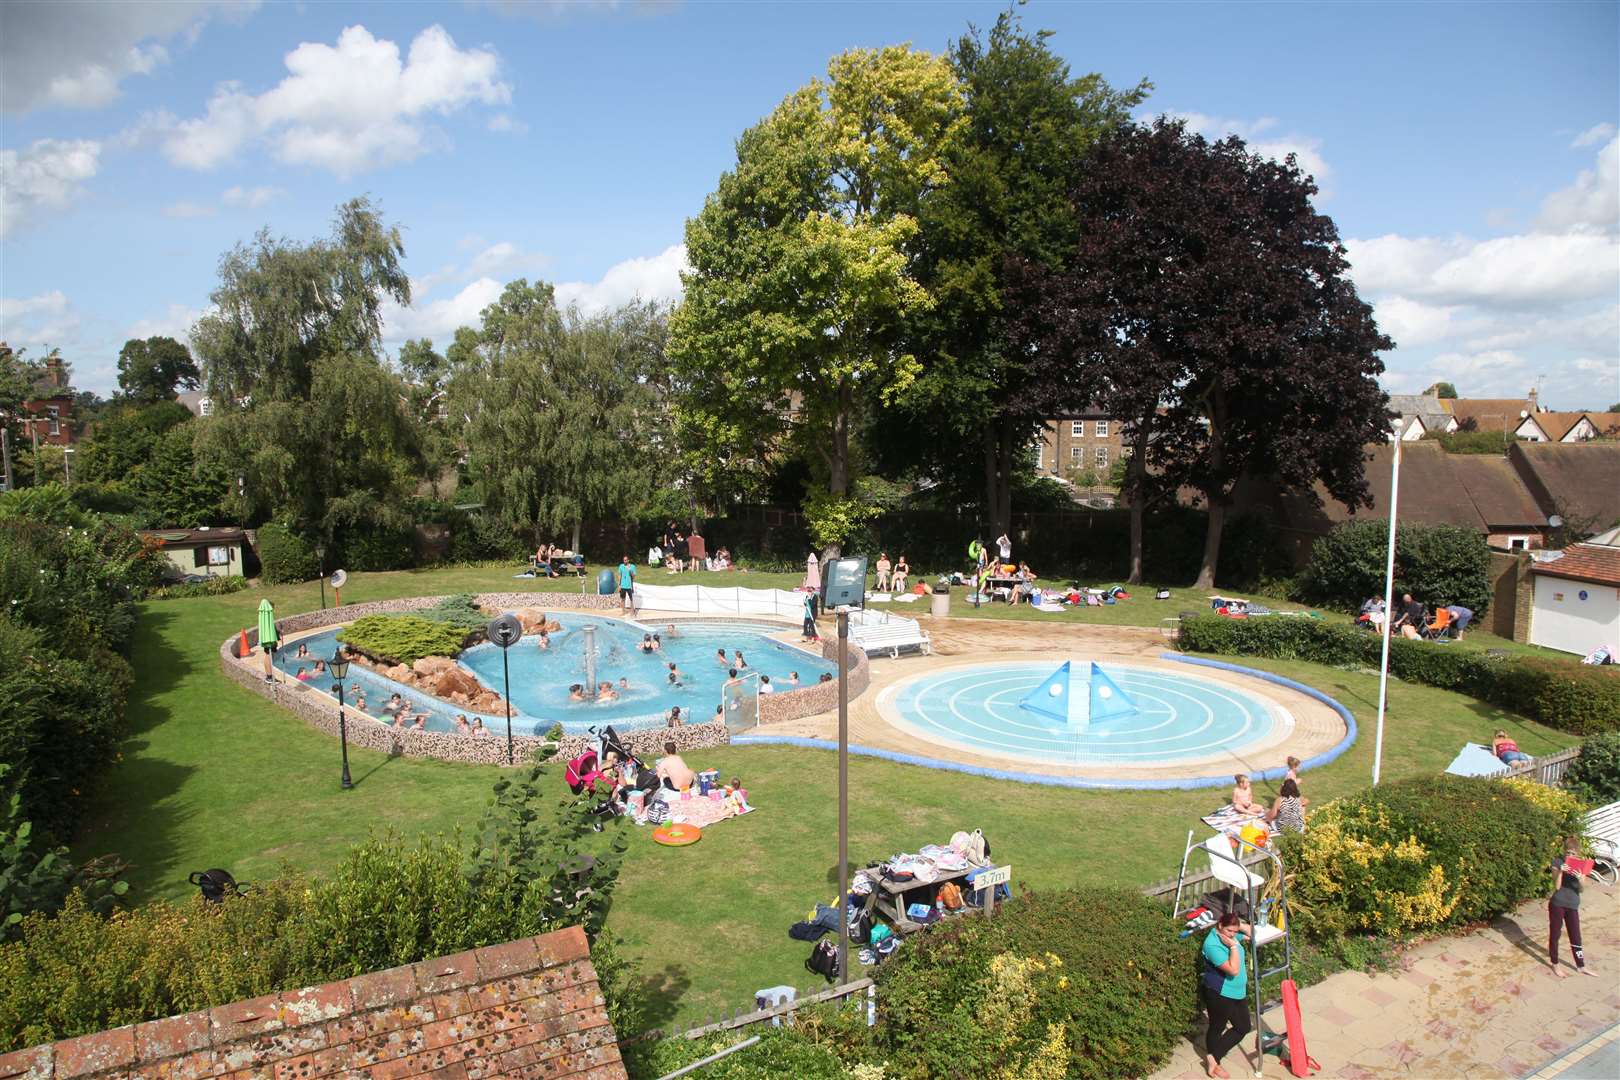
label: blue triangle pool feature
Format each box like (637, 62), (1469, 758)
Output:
(1018, 660), (1073, 723)
(1088, 662), (1139, 719)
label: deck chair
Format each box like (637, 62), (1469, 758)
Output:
(1421, 607), (1453, 641)
(1203, 834), (1265, 890)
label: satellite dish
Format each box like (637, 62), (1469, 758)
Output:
(1548, 515), (1564, 528)
(487, 613), (523, 649)
(329, 569), (348, 589)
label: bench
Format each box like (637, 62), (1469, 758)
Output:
(1586, 800), (1620, 886)
(847, 609), (931, 659)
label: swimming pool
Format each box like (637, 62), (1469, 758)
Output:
(277, 613), (832, 736)
(882, 661), (1286, 767)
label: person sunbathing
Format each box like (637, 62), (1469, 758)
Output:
(1493, 731), (1531, 764)
(1231, 775), (1263, 817)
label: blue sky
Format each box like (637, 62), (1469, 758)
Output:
(2, 0), (1616, 407)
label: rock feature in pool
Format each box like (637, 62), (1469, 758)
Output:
(277, 613), (835, 736)
(883, 660), (1289, 768)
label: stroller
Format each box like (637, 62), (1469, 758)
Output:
(188, 868), (247, 903)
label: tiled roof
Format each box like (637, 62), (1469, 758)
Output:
(0, 926), (626, 1080)
(1531, 543), (1620, 587)
(1311, 442), (1546, 530)
(1451, 399), (1533, 432)
(1509, 442), (1620, 534)
(1531, 411), (1620, 441)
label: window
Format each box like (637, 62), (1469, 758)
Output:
(1507, 536), (1530, 551)
(1095, 446), (1109, 467)
(1070, 421), (1083, 437)
(208, 546), (231, 566)
(46, 406), (60, 436)
(1071, 446), (1083, 460)
(1095, 420), (1109, 438)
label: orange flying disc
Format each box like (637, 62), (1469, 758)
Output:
(652, 823), (702, 846)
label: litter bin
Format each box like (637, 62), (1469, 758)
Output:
(930, 588), (950, 618)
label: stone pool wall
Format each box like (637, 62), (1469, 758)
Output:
(218, 593), (864, 765)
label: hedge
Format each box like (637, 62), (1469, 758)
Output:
(146, 576), (250, 600)
(871, 887), (1195, 1080)
(1565, 732), (1620, 806)
(1297, 520), (1491, 615)
(1178, 614), (1620, 735)
(256, 522), (319, 584)
(1281, 775), (1583, 939)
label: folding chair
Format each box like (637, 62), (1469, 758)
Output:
(1421, 607), (1453, 641)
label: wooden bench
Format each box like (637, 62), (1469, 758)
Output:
(847, 610), (931, 658)
(1586, 800), (1620, 885)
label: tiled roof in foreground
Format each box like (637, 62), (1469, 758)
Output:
(0, 926), (626, 1080)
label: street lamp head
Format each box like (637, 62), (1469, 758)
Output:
(329, 648), (350, 680)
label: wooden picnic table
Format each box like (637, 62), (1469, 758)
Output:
(863, 863), (976, 934)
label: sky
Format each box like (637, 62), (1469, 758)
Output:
(1, 0), (1616, 408)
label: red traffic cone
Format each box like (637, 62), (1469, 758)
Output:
(239, 628), (250, 659)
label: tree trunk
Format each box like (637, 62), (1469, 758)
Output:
(829, 381), (852, 498)
(1195, 500), (1226, 589)
(982, 426), (998, 533)
(995, 418), (1014, 536)
(571, 518), (582, 552)
(1126, 423), (1152, 585)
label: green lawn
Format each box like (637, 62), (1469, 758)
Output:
(71, 564), (1581, 1032)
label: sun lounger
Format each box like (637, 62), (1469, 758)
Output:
(847, 608), (931, 658)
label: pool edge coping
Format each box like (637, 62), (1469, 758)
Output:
(732, 651), (1358, 791)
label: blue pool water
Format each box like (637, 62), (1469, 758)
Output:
(884, 661), (1281, 765)
(276, 613), (831, 736)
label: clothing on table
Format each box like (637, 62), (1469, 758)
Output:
(1272, 796), (1306, 834)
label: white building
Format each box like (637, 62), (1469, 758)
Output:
(1528, 528), (1620, 656)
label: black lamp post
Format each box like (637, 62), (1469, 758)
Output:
(486, 614), (523, 765)
(317, 545), (327, 610)
(330, 648), (353, 789)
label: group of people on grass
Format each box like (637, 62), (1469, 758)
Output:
(648, 524), (733, 573)
(1358, 592), (1474, 640)
(1228, 758), (1308, 834)
(530, 542), (586, 578)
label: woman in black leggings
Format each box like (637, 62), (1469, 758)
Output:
(1200, 912), (1253, 1078)
(1549, 838), (1597, 978)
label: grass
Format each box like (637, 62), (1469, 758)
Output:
(70, 563), (1582, 1032)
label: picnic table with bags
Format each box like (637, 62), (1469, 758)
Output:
(863, 833), (1005, 935)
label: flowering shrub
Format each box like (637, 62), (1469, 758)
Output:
(1282, 775), (1571, 939)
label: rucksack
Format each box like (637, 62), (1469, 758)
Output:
(565, 750), (598, 794)
(937, 881), (965, 911)
(848, 907), (873, 944)
(806, 939), (840, 981)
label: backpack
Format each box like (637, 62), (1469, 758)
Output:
(848, 907), (873, 944)
(806, 940), (840, 981)
(565, 750), (598, 794)
(937, 881), (965, 911)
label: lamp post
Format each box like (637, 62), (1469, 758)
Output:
(317, 544), (327, 611)
(330, 648), (353, 789)
(1373, 437), (1401, 786)
(486, 614), (524, 765)
(822, 555), (868, 983)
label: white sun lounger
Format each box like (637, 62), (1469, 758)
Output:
(847, 608), (932, 658)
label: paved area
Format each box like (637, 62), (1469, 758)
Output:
(745, 613), (1348, 782)
(1534, 1022), (1619, 1080)
(1153, 883), (1620, 1079)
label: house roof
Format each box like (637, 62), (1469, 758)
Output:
(1508, 441), (1620, 535)
(175, 390), (209, 416)
(1387, 393), (1445, 418)
(139, 527), (248, 545)
(0, 926), (627, 1080)
(1418, 412), (1454, 433)
(1531, 542), (1620, 587)
(1451, 398), (1534, 432)
(1308, 442), (1547, 531)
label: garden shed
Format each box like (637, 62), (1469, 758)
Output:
(1528, 530), (1620, 656)
(141, 527), (249, 580)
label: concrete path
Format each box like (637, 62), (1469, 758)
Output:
(1154, 882), (1619, 1079)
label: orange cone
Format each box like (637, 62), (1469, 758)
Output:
(239, 628), (250, 659)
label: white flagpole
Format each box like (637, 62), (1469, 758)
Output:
(1373, 435), (1402, 786)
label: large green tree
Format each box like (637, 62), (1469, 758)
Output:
(452, 283), (667, 550)
(191, 199), (423, 541)
(876, 13), (1148, 532)
(670, 45), (961, 551)
(115, 337), (199, 403)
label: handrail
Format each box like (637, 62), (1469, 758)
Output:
(676, 978), (875, 1041)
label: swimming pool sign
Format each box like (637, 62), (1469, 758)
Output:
(823, 556), (868, 609)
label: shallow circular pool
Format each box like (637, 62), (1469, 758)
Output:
(882, 661), (1286, 767)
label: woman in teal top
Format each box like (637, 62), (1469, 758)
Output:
(1200, 912), (1253, 1078)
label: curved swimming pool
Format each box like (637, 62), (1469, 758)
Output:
(276, 613), (833, 735)
(882, 661), (1286, 766)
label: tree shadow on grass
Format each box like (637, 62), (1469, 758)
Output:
(632, 963), (694, 1035)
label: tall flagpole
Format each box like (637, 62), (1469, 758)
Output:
(1372, 435), (1402, 786)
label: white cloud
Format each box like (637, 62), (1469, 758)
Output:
(553, 244), (688, 312)
(1572, 122), (1617, 149)
(221, 184), (282, 208)
(0, 290), (81, 345)
(1536, 135), (1618, 235)
(0, 138), (101, 238)
(1153, 110), (1332, 194)
(466, 241), (550, 278)
(487, 113), (528, 134)
(162, 201), (217, 219)
(382, 277), (504, 342)
(1347, 232), (1619, 308)
(0, 1), (255, 114)
(158, 24), (511, 176)
(1370, 296), (1460, 348)
(126, 303), (206, 344)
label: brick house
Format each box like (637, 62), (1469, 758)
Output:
(18, 354), (76, 447)
(0, 925), (627, 1080)
(1034, 410), (1127, 479)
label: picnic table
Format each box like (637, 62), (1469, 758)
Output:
(863, 862), (976, 934)
(531, 553), (587, 576)
(974, 576), (1033, 604)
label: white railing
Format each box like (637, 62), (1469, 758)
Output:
(633, 583), (807, 618)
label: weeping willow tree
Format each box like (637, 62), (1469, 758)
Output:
(450, 282), (669, 549)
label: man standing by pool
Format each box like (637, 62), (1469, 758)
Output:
(617, 554), (637, 614)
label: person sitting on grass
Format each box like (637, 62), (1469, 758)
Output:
(1263, 779), (1308, 834)
(1231, 774), (1263, 817)
(655, 741), (696, 791)
(1391, 592), (1426, 640)
(891, 555), (910, 593)
(1493, 730), (1531, 765)
(874, 552), (892, 592)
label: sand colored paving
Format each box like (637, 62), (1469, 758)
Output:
(1153, 884), (1620, 1079)
(739, 614), (1348, 783)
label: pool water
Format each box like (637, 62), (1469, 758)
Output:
(884, 661), (1282, 766)
(277, 614), (831, 736)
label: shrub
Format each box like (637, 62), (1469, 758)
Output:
(1298, 521), (1491, 615)
(337, 614), (470, 666)
(873, 887), (1195, 1080)
(627, 1028), (851, 1080)
(146, 577), (250, 600)
(256, 522), (320, 584)
(1282, 775), (1569, 939)
(0, 484), (89, 527)
(1565, 732), (1620, 806)
(0, 765), (128, 942)
(448, 509), (526, 562)
(1177, 615), (1620, 735)
(418, 594), (488, 634)
(337, 522), (415, 572)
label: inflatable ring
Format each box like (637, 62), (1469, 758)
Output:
(967, 540), (982, 559)
(652, 823), (702, 846)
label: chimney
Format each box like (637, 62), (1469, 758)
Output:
(44, 355), (67, 390)
(1527, 386), (1539, 412)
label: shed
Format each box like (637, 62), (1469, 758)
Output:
(1528, 540), (1620, 655)
(141, 527), (249, 579)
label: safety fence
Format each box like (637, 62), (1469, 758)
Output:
(633, 583), (809, 618)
